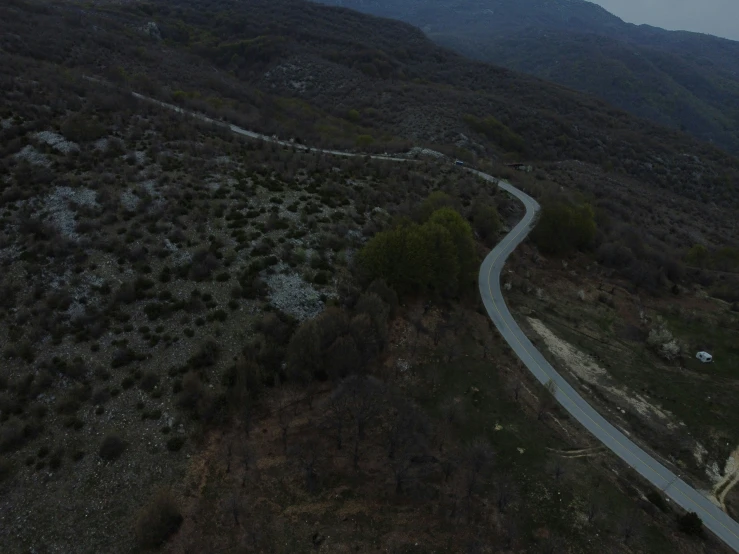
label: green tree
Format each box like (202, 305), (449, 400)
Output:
(677, 511), (704, 537)
(357, 225), (413, 292)
(713, 246), (739, 271)
(472, 204), (501, 244)
(347, 109), (360, 122)
(356, 134), (374, 148)
(285, 319), (322, 383)
(464, 114), (526, 153)
(531, 201), (596, 256)
(407, 221), (459, 295)
(427, 208), (478, 287)
(686, 244), (709, 268)
(417, 191), (455, 222)
(358, 207), (475, 297)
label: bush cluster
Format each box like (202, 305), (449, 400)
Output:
(358, 207), (477, 297)
(531, 201), (596, 256)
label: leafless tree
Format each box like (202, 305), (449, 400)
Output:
(496, 478), (515, 514)
(541, 534), (564, 554)
(586, 495), (602, 524)
(237, 443), (255, 488)
(290, 438), (323, 493)
(228, 494), (244, 527)
(383, 401), (432, 494)
(338, 375), (384, 469)
(501, 517), (517, 550)
(241, 395), (253, 438)
(551, 459), (566, 481)
(619, 512), (641, 545)
(383, 398), (428, 460)
(462, 439), (494, 513)
(407, 310), (426, 357)
(537, 380), (557, 421)
(439, 397), (466, 429)
(277, 398), (292, 455)
(322, 388), (349, 450)
(432, 320), (448, 346)
(512, 380), (522, 401)
(441, 454), (458, 483)
(441, 336), (463, 363)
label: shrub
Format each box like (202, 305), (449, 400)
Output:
(366, 279), (398, 317)
(531, 201), (596, 256)
(144, 302), (165, 321)
(111, 347), (140, 369)
(646, 320), (682, 361)
(313, 271), (330, 285)
(325, 335), (362, 380)
(472, 204), (501, 244)
(142, 409), (162, 421)
(677, 511), (703, 537)
(647, 490), (669, 513)
(359, 207), (475, 297)
(187, 340), (219, 370)
(166, 436), (185, 452)
(685, 244), (709, 268)
(60, 115), (107, 143)
(139, 371), (160, 392)
(427, 208), (478, 283)
(417, 191), (455, 223)
(0, 458), (14, 484)
(356, 134), (374, 148)
(464, 114), (526, 153)
(134, 491), (183, 549)
(99, 434), (127, 461)
(210, 309), (227, 322)
(177, 371), (204, 412)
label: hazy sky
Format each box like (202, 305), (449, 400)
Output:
(591, 0), (739, 41)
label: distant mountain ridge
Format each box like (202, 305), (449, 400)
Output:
(319, 0), (739, 153)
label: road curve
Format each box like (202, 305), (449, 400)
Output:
(116, 84), (739, 550)
(473, 170), (739, 552)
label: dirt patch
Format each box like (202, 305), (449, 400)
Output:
(527, 317), (677, 429)
(710, 446), (739, 510)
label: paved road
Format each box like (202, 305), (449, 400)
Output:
(121, 84), (739, 550)
(130, 91), (412, 162)
(473, 170), (739, 552)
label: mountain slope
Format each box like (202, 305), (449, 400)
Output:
(1, 2), (739, 552)
(4, 0), (738, 211)
(319, 0), (739, 153)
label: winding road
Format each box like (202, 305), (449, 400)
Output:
(474, 171), (739, 552)
(122, 84), (739, 550)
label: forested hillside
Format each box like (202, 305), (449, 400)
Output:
(4, 0), (739, 209)
(320, 0), (739, 154)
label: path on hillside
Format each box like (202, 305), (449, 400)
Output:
(122, 85), (739, 551)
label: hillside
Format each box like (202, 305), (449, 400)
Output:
(2, 0), (738, 212)
(320, 0), (739, 154)
(1, 0), (738, 552)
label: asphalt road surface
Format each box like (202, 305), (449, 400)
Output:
(473, 170), (739, 552)
(118, 84), (739, 550)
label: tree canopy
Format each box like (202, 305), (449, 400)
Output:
(531, 201), (596, 256)
(472, 203), (501, 245)
(359, 206), (477, 298)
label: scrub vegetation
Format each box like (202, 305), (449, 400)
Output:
(0, 0), (736, 552)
